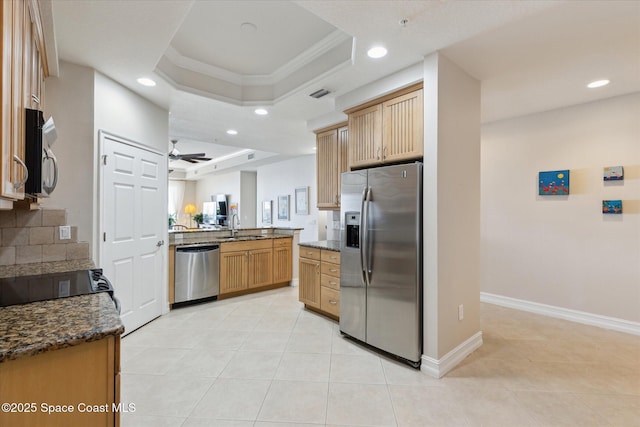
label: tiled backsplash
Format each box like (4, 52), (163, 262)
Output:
(0, 209), (92, 277)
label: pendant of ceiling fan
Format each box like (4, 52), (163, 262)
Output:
(168, 139), (211, 163)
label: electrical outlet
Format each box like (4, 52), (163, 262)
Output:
(59, 225), (71, 240)
(458, 304), (464, 321)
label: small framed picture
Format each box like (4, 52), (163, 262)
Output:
(262, 200), (272, 224)
(603, 200), (622, 214)
(295, 187), (309, 215)
(278, 195), (289, 221)
(603, 166), (624, 181)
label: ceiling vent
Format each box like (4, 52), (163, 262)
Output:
(309, 88), (330, 99)
(247, 153), (255, 160)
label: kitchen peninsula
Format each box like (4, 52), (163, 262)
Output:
(168, 227), (301, 304)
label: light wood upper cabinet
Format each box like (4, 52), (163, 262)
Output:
(346, 85), (423, 170)
(382, 89), (423, 163)
(348, 104), (382, 169)
(1, 0), (48, 206)
(316, 123), (348, 210)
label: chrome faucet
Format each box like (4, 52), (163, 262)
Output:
(230, 213), (240, 237)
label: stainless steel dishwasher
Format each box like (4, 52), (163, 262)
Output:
(174, 244), (220, 304)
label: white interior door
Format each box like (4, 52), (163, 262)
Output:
(100, 132), (166, 335)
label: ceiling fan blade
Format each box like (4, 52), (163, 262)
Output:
(178, 153), (207, 159)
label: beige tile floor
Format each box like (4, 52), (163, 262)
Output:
(120, 286), (640, 427)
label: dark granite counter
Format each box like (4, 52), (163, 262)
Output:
(170, 228), (299, 247)
(299, 240), (341, 252)
(0, 292), (124, 363)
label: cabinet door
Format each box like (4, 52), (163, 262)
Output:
(248, 248), (273, 289)
(316, 128), (339, 209)
(273, 245), (292, 283)
(0, 0), (28, 201)
(220, 251), (248, 294)
(299, 257), (321, 309)
(382, 89), (424, 163)
(336, 125), (349, 206)
(348, 104), (382, 169)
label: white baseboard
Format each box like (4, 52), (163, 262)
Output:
(481, 292), (640, 336)
(421, 331), (483, 379)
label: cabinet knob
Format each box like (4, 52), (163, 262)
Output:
(383, 146), (387, 160)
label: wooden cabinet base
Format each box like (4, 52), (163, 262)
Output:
(217, 281), (290, 300)
(303, 303), (339, 321)
(0, 336), (120, 427)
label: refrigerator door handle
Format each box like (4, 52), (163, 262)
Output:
(363, 186), (372, 284)
(359, 187), (367, 285)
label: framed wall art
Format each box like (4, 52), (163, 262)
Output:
(602, 200), (622, 214)
(262, 200), (272, 224)
(295, 187), (309, 215)
(603, 166), (624, 181)
(539, 170), (570, 195)
(278, 195), (290, 220)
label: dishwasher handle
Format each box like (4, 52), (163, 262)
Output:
(176, 244), (220, 253)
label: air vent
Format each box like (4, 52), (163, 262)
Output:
(309, 88), (330, 99)
(247, 153), (255, 160)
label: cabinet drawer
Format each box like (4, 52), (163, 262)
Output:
(320, 286), (340, 317)
(321, 274), (340, 291)
(321, 262), (340, 278)
(273, 237), (292, 248)
(300, 246), (321, 260)
(321, 249), (340, 264)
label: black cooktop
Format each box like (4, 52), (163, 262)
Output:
(0, 269), (113, 308)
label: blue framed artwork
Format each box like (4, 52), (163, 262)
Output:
(539, 170), (570, 195)
(603, 166), (624, 181)
(603, 200), (622, 214)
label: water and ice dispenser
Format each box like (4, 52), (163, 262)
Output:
(345, 212), (360, 248)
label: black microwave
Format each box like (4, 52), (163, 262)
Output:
(25, 108), (58, 197)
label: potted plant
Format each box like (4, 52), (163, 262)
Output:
(168, 214), (176, 229)
(192, 213), (204, 228)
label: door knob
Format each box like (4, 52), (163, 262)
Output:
(156, 240), (165, 247)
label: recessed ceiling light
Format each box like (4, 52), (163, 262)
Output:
(254, 108), (268, 116)
(587, 79), (610, 89)
(226, 129), (238, 135)
(137, 77), (156, 87)
(367, 46), (387, 59)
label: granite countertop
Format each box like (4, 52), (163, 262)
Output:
(172, 232), (293, 247)
(0, 292), (124, 363)
(299, 240), (341, 252)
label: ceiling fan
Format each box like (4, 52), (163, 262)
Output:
(168, 139), (211, 164)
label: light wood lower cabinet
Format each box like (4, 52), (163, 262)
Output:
(299, 246), (341, 319)
(272, 238), (292, 283)
(218, 237), (291, 298)
(0, 336), (121, 427)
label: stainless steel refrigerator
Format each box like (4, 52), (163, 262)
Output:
(340, 162), (422, 367)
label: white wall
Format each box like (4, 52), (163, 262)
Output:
(423, 52), (481, 362)
(240, 171), (257, 227)
(481, 93), (640, 323)
(41, 62), (95, 246)
(256, 155), (319, 243)
(194, 171), (241, 221)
